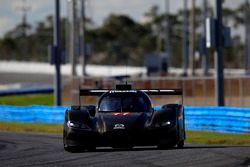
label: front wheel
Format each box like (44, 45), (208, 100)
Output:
(64, 145), (79, 152)
(177, 140), (184, 148)
(87, 145), (96, 152)
(157, 140), (176, 150)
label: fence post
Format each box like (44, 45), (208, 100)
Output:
(192, 78), (195, 105)
(182, 78), (185, 105)
(239, 78), (244, 106)
(227, 78), (232, 106)
(203, 78), (207, 105)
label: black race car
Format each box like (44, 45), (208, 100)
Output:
(63, 85), (185, 152)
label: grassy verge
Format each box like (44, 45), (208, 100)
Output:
(0, 122), (62, 134)
(0, 122), (249, 145)
(0, 94), (53, 106)
(186, 131), (250, 145)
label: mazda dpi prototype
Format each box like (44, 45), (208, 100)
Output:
(63, 85), (185, 152)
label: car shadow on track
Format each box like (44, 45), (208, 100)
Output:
(65, 145), (247, 153)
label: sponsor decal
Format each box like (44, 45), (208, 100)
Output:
(113, 124), (125, 130)
(109, 90), (137, 93)
(112, 112), (131, 116)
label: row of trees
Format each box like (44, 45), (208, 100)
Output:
(0, 2), (248, 68)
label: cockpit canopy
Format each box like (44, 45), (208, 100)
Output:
(98, 91), (152, 113)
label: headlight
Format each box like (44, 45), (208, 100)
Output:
(161, 121), (171, 126)
(67, 121), (90, 129)
(154, 121), (171, 128)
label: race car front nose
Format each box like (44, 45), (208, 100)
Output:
(96, 112), (149, 133)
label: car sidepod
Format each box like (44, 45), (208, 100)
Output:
(149, 104), (185, 148)
(63, 106), (98, 151)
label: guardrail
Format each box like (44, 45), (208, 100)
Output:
(0, 88), (53, 96)
(0, 105), (67, 123)
(185, 106), (250, 134)
(0, 105), (249, 134)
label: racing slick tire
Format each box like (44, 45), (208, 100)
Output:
(157, 142), (176, 150)
(64, 145), (81, 152)
(177, 140), (184, 148)
(64, 144), (95, 152)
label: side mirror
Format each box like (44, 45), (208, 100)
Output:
(71, 105), (80, 110)
(87, 105), (96, 117)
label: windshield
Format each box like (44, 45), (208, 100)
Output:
(99, 94), (150, 112)
(99, 96), (121, 112)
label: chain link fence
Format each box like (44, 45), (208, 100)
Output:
(63, 76), (250, 107)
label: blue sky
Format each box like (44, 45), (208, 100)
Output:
(0, 0), (243, 37)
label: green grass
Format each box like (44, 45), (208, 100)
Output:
(0, 122), (249, 145)
(186, 131), (250, 145)
(0, 122), (63, 134)
(0, 94), (53, 106)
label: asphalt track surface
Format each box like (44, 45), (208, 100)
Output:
(0, 72), (54, 85)
(0, 132), (250, 167)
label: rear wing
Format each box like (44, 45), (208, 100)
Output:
(80, 89), (109, 96)
(80, 89), (182, 96)
(79, 88), (183, 105)
(140, 89), (182, 95)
